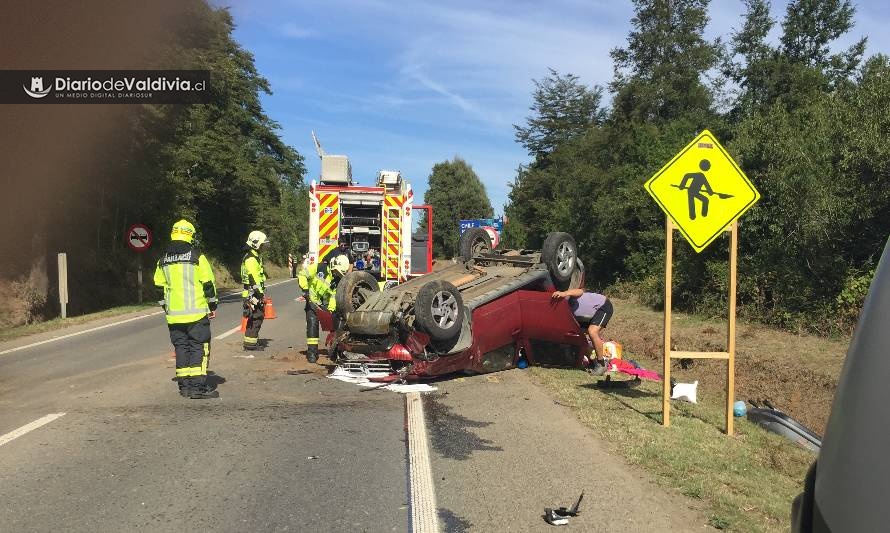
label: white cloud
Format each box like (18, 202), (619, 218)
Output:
(280, 22), (316, 39)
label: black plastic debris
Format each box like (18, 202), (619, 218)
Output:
(544, 492), (583, 526)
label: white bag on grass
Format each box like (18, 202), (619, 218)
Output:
(671, 381), (698, 404)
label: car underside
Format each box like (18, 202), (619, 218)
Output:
(326, 230), (588, 380)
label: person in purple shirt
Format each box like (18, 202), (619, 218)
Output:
(551, 288), (614, 375)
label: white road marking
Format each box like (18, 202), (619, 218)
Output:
(0, 313), (164, 356)
(215, 325), (242, 340)
(0, 413), (66, 447)
(0, 279), (296, 357)
(214, 279), (296, 340)
(406, 392), (440, 532)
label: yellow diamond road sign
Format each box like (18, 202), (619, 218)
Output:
(645, 130), (760, 252)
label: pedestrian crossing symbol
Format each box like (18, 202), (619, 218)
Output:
(644, 130), (760, 252)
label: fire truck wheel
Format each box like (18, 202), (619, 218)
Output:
(542, 232), (578, 286)
(415, 280), (465, 341)
(458, 227), (492, 261)
(336, 271), (380, 314)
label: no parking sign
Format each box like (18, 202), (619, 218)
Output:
(126, 223), (152, 252)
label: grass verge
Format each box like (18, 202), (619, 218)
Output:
(0, 277), (293, 345)
(525, 294), (849, 531)
(0, 303), (157, 344)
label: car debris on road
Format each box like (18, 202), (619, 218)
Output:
(544, 491), (584, 526)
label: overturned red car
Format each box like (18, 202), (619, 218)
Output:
(317, 230), (597, 380)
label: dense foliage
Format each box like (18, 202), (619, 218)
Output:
(421, 158), (494, 258)
(505, 0), (886, 334)
(2, 1), (307, 321)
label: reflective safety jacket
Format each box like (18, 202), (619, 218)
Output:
(240, 249), (266, 298)
(298, 262), (337, 311)
(153, 242), (218, 324)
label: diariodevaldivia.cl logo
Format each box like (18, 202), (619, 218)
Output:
(23, 77), (51, 98)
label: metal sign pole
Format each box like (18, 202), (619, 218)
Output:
(137, 254), (143, 304)
(57, 253), (68, 319)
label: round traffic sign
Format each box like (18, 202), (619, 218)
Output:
(126, 223), (153, 252)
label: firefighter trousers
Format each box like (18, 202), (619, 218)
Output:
(243, 299), (265, 348)
(305, 299), (319, 354)
(169, 317), (211, 389)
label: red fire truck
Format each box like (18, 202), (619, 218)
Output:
(306, 132), (432, 282)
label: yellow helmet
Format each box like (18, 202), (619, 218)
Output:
(330, 254), (350, 277)
(171, 219), (196, 243)
(246, 230), (268, 250)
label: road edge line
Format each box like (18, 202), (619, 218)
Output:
(0, 413), (67, 447)
(0, 280), (296, 357)
(0, 314), (163, 356)
(406, 392), (440, 532)
(215, 325), (242, 340)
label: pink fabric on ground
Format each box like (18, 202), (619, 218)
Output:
(609, 358), (662, 381)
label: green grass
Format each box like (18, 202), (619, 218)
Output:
(528, 367), (814, 532)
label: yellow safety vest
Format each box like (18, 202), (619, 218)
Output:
(298, 262), (337, 311)
(241, 249), (266, 298)
(153, 246), (217, 324)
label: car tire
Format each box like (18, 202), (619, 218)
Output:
(557, 258), (585, 291)
(542, 232), (578, 286)
(415, 280), (465, 341)
(335, 271), (380, 314)
(458, 227), (492, 261)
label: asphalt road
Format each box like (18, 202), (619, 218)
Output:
(0, 280), (408, 533)
(0, 278), (710, 532)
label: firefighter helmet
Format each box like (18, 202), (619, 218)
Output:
(246, 230), (268, 250)
(170, 219), (196, 243)
(330, 254), (350, 278)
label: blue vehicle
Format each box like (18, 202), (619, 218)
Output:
(460, 217), (505, 248)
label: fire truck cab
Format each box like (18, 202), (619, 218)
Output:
(307, 132), (433, 283)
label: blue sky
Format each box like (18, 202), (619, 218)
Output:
(224, 0), (889, 215)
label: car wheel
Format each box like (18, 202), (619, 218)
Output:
(542, 232), (578, 286)
(335, 271), (380, 314)
(458, 227), (492, 261)
(415, 280), (465, 341)
(557, 258), (585, 291)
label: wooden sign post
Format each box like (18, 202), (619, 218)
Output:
(662, 218), (738, 434)
(645, 130), (759, 437)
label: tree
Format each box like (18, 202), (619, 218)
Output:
(0, 0), (308, 324)
(609, 0), (721, 124)
(724, 0), (777, 116)
(423, 158), (493, 257)
(780, 0), (866, 82)
(513, 69), (605, 162)
(137, 4), (307, 268)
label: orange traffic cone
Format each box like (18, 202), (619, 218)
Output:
(239, 315), (248, 333)
(263, 296), (277, 319)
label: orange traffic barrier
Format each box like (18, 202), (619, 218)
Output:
(239, 316), (248, 333)
(263, 296), (277, 319)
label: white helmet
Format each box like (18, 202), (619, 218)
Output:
(330, 254), (350, 277)
(246, 230), (268, 250)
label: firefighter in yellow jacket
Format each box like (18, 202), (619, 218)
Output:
(298, 254), (350, 363)
(153, 220), (219, 399)
(241, 230), (268, 351)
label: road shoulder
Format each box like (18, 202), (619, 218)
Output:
(425, 369), (710, 532)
